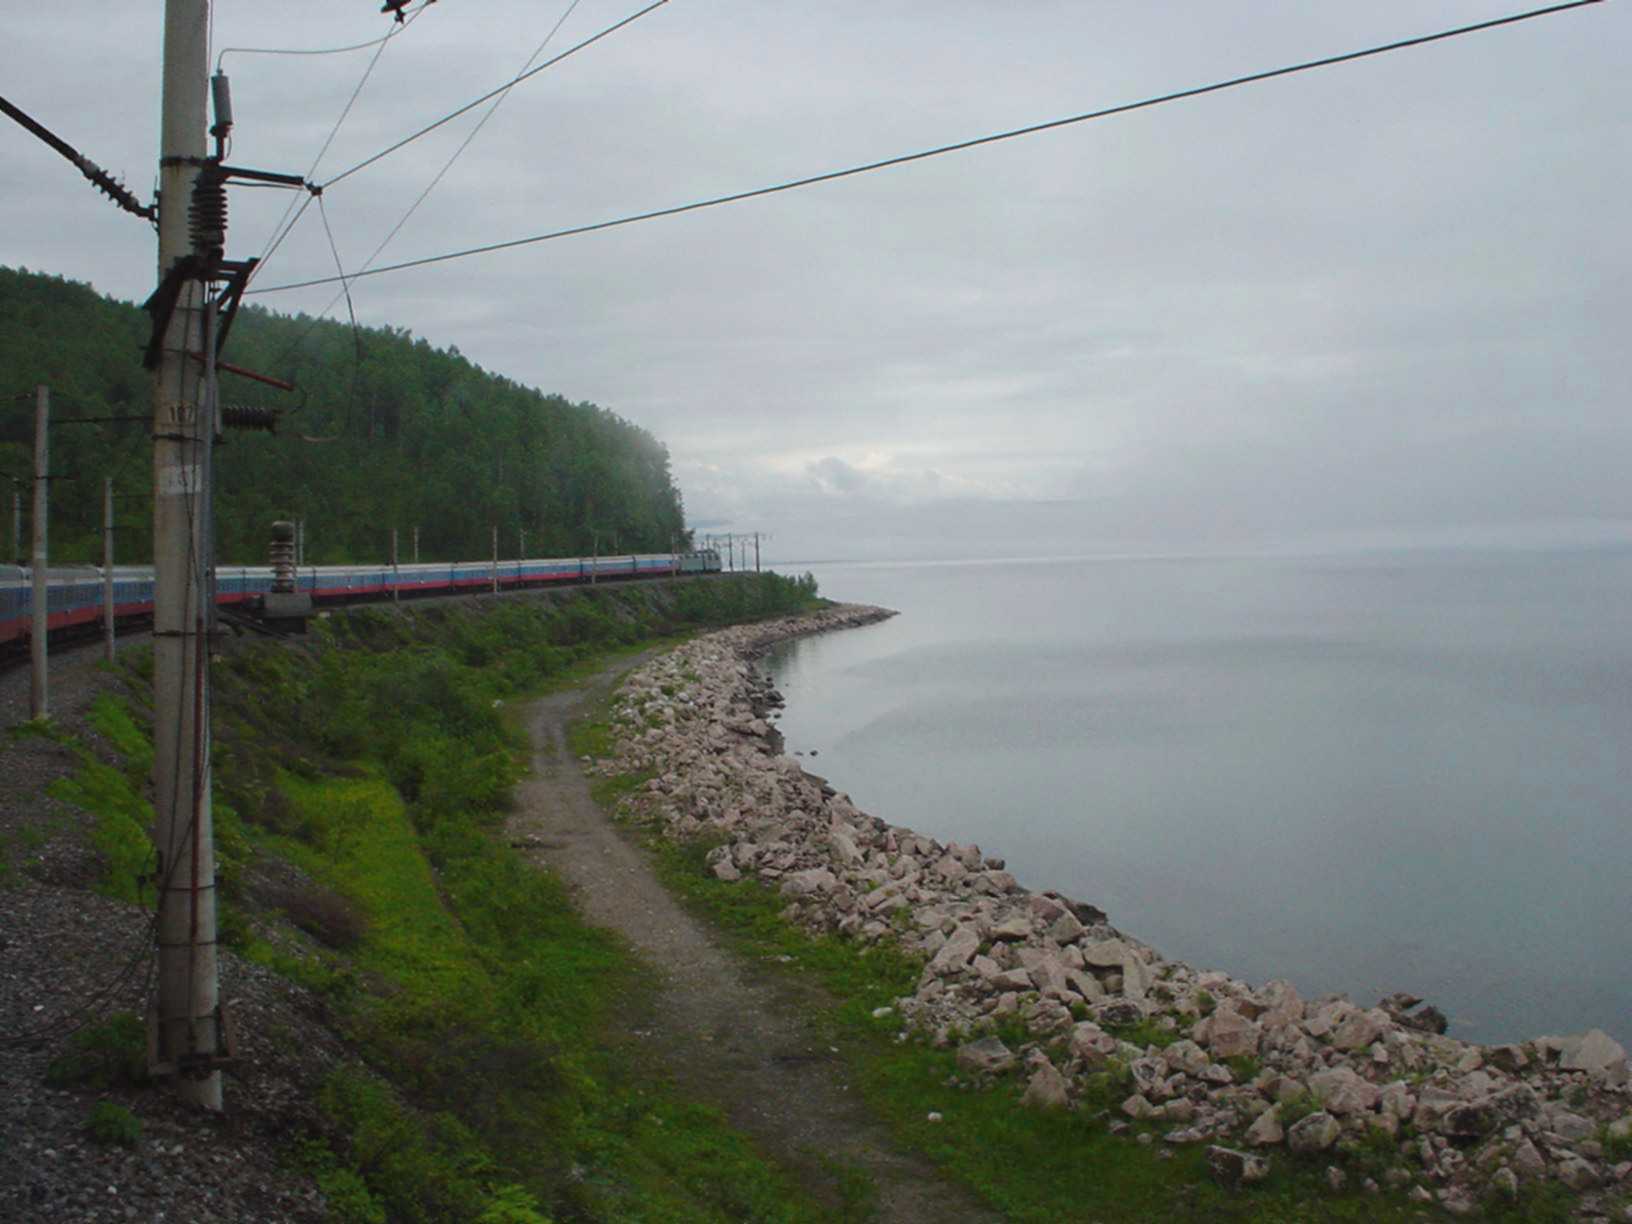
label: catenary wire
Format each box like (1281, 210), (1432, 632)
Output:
(317, 194), (367, 434)
(248, 2), (430, 283)
(215, 0), (436, 71)
(288, 0), (589, 358)
(251, 0), (1606, 296)
(320, 0), (669, 190)
(354, 0), (588, 275)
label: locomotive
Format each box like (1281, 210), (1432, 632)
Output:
(0, 550), (723, 650)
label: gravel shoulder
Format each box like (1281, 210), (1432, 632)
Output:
(1, 642), (339, 1223)
(509, 651), (998, 1223)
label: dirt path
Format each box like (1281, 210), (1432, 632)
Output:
(509, 656), (999, 1223)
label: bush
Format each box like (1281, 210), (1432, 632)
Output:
(86, 1100), (142, 1147)
(46, 1013), (148, 1090)
(318, 1168), (387, 1224)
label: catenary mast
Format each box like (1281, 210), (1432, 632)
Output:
(151, 0), (222, 1110)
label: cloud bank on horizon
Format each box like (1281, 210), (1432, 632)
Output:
(4, 1), (1626, 562)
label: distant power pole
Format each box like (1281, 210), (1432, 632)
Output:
(30, 385), (48, 719)
(390, 528), (399, 602)
(103, 477), (116, 661)
(412, 524), (419, 563)
(150, 0), (223, 1111)
(754, 531), (760, 573)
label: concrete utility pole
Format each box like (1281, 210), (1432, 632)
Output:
(151, 0), (223, 1110)
(490, 524), (499, 593)
(30, 385), (48, 720)
(754, 531), (761, 573)
(103, 477), (115, 661)
(391, 528), (400, 602)
(411, 525), (419, 563)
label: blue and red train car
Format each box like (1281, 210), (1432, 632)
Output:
(0, 550), (721, 649)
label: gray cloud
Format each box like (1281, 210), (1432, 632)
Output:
(4, 1), (1627, 563)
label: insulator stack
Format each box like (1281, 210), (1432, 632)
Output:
(221, 404), (278, 433)
(189, 165), (227, 263)
(269, 520), (296, 593)
(210, 72), (234, 141)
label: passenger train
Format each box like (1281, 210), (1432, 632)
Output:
(0, 550), (723, 651)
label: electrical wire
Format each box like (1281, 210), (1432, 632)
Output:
(283, 0), (589, 366)
(254, 190), (317, 291)
(248, 1), (430, 284)
(354, 0), (588, 278)
(215, 0), (436, 71)
(251, 0), (1606, 296)
(317, 194), (367, 436)
(320, 0), (669, 190)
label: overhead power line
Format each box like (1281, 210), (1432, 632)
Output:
(249, 0), (1606, 296)
(350, 0), (588, 274)
(274, 0), (588, 365)
(320, 0), (670, 190)
(0, 94), (155, 222)
(248, 0), (431, 286)
(214, 0), (437, 69)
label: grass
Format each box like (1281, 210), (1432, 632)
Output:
(196, 575), (833, 1222)
(43, 712), (155, 904)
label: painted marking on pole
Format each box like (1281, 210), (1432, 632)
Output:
(159, 464), (200, 496)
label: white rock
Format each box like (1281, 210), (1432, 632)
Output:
(1122, 954), (1154, 1001)
(1286, 1111), (1341, 1153)
(1307, 1067), (1380, 1116)
(1021, 1061), (1071, 1111)
(827, 828), (862, 866)
(1062, 968), (1102, 1003)
(1510, 1139), (1547, 1179)
(989, 914), (1032, 942)
(927, 925), (980, 975)
(1329, 1007), (1387, 1051)
(1559, 1028), (1629, 1083)
(1205, 1145), (1270, 1187)
(1245, 1108), (1284, 1147)
(956, 1036), (1017, 1075)
(1202, 1009), (1261, 1059)
(1070, 1022), (1119, 1066)
(1121, 1093), (1155, 1120)
(1163, 1040), (1209, 1077)
(1081, 938), (1130, 969)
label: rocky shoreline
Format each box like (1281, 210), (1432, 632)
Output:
(598, 603), (1632, 1219)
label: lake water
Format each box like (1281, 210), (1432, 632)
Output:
(760, 547), (1632, 1046)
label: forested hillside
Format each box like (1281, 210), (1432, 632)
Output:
(0, 266), (688, 566)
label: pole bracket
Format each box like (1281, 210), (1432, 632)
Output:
(146, 998), (239, 1079)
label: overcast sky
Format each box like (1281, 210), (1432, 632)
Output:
(4, 1), (1626, 562)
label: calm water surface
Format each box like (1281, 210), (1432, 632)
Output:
(761, 549), (1632, 1045)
